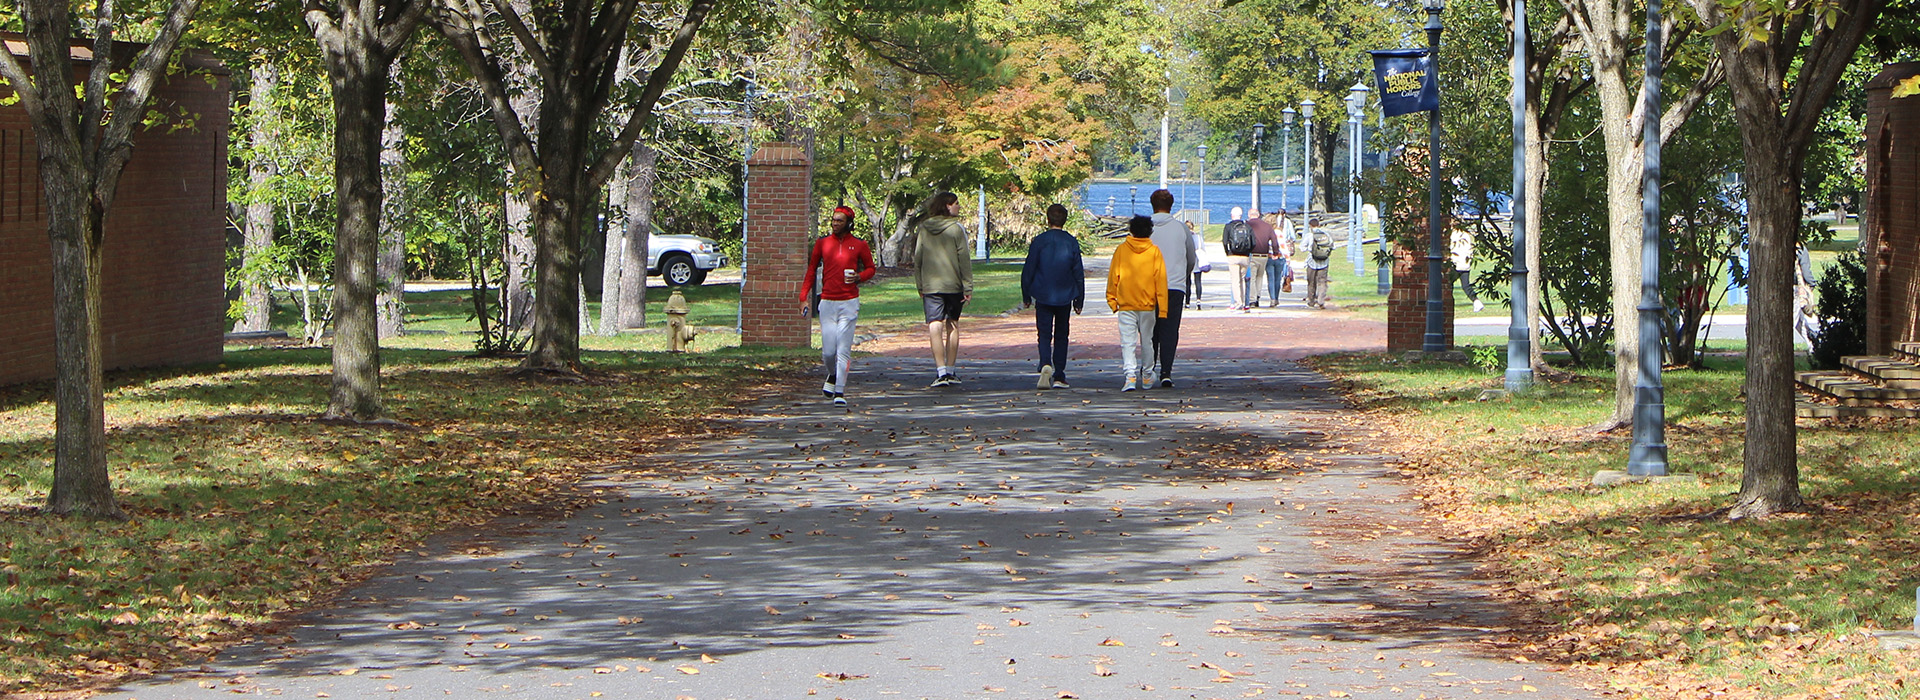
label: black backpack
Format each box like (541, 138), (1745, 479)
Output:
(1222, 220), (1255, 256)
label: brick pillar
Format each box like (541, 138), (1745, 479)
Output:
(1387, 222), (1454, 353)
(740, 143), (812, 348)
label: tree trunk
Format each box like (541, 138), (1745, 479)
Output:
(598, 159), (626, 335)
(235, 61), (278, 334)
(1593, 61), (1644, 426)
(1729, 149), (1802, 516)
(1525, 110), (1549, 370)
(376, 97), (406, 339)
(501, 59), (539, 333)
(320, 41), (388, 420)
(522, 92), (588, 372)
(44, 173), (121, 519)
(615, 141), (656, 330)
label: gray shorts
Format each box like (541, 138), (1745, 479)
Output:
(922, 293), (965, 323)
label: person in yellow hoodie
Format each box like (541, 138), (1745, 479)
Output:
(1108, 215), (1169, 392)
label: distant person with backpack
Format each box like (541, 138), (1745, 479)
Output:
(1304, 226), (1334, 309)
(1147, 189), (1198, 387)
(1222, 206), (1255, 310)
(914, 192), (974, 387)
(1108, 215), (1168, 392)
(1021, 203), (1085, 390)
(800, 206), (876, 406)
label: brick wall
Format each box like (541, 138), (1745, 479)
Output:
(739, 143), (812, 348)
(1387, 222), (1454, 352)
(1864, 62), (1920, 355)
(0, 40), (229, 385)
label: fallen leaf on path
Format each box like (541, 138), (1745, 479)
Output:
(1093, 665), (1114, 676)
(675, 666), (700, 675)
(1099, 638), (1124, 646)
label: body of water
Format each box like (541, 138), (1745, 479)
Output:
(1076, 181), (1312, 226)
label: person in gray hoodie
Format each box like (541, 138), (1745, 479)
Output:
(1146, 189), (1197, 387)
(913, 191), (974, 387)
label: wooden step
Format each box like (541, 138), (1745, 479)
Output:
(1796, 371), (1920, 403)
(1842, 356), (1920, 387)
(1797, 401), (1920, 419)
(1896, 342), (1920, 363)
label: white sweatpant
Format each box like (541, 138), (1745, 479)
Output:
(1116, 310), (1157, 380)
(819, 298), (859, 393)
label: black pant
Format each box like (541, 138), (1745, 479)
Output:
(1034, 303), (1072, 380)
(1151, 289), (1188, 378)
(1448, 268), (1480, 301)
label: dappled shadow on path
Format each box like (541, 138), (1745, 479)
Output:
(131, 357), (1550, 688)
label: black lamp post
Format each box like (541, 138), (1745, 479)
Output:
(1281, 108), (1295, 216)
(1180, 158), (1191, 205)
(1252, 123), (1265, 215)
(1506, 0), (1535, 391)
(1629, 0), (1668, 474)
(1130, 185), (1138, 214)
(1197, 145), (1208, 218)
(1421, 0), (1449, 353)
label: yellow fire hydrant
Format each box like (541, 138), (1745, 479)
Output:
(664, 289), (696, 352)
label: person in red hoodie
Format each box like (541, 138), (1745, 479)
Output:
(800, 206), (876, 406)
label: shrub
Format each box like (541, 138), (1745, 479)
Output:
(1809, 249), (1867, 369)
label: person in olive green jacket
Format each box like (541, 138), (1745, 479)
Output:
(913, 192), (974, 387)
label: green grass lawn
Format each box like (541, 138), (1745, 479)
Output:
(0, 342), (813, 693)
(1307, 352), (1920, 698)
(260, 262), (1033, 353)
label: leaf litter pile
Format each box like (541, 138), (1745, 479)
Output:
(1308, 351), (1920, 699)
(0, 346), (812, 695)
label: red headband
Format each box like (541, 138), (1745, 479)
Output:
(833, 206), (856, 219)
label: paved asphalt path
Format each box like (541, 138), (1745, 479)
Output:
(102, 357), (1604, 700)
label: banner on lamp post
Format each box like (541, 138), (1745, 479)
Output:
(1370, 49), (1438, 117)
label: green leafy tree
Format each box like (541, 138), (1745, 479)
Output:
(0, 0), (205, 518)
(1682, 0), (1889, 518)
(1185, 0), (1406, 213)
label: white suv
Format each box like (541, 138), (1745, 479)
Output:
(646, 224), (728, 286)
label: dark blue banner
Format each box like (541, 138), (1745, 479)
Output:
(1370, 49), (1437, 117)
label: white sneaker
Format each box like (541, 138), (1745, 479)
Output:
(1122, 374), (1138, 392)
(1037, 365), (1054, 390)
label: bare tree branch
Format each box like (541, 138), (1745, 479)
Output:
(0, 37), (46, 122)
(432, 0), (540, 174)
(586, 0), (715, 189)
(92, 0), (205, 211)
(483, 0), (554, 82)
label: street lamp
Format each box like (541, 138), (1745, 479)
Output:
(1281, 108), (1296, 217)
(1252, 123), (1266, 216)
(1130, 185), (1139, 214)
(1507, 0), (1535, 389)
(1421, 0), (1449, 353)
(1180, 158), (1191, 206)
(1197, 145), (1208, 221)
(1630, 0), (1667, 473)
(1301, 99), (1316, 235)
(1346, 83), (1369, 277)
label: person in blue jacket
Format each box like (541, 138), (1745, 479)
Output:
(1021, 203), (1086, 389)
